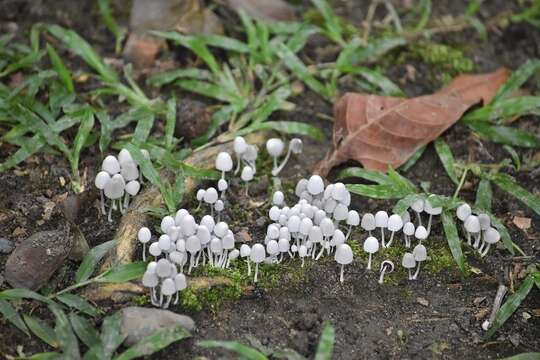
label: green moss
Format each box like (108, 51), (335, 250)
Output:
(406, 41), (474, 74)
(133, 295), (150, 306)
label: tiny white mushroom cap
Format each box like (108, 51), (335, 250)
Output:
(295, 178), (308, 197)
(142, 271), (159, 288)
(478, 213), (491, 231)
(176, 239), (186, 253)
(278, 238), (290, 252)
(266, 138), (285, 157)
(301, 203), (314, 218)
(291, 244), (298, 253)
(161, 216), (175, 234)
(267, 224), (280, 239)
(243, 145), (258, 162)
(375, 211), (389, 228)
(196, 225), (211, 245)
(413, 244), (427, 261)
(290, 138), (303, 154)
(307, 175), (324, 195)
(200, 215), (215, 232)
(185, 235), (201, 253)
(138, 227), (151, 243)
(161, 278), (176, 296)
(269, 206), (281, 221)
(424, 198), (442, 215)
(180, 215), (197, 236)
(218, 179), (228, 192)
(363, 236), (379, 254)
(125, 180), (141, 196)
(380, 260), (395, 273)
(342, 191), (351, 206)
(456, 203), (472, 222)
(241, 166), (254, 182)
(332, 183), (348, 202)
(229, 249), (240, 261)
(320, 217), (335, 237)
(314, 209), (327, 225)
(346, 210), (360, 226)
(272, 191), (285, 206)
(401, 253), (416, 269)
(298, 245), (307, 257)
(250, 243), (266, 263)
(210, 238), (222, 253)
(147, 261), (157, 273)
(403, 222), (415, 236)
(411, 199), (424, 213)
(387, 214), (404, 232)
(324, 184), (334, 199)
(149, 242), (162, 257)
(156, 258), (172, 278)
(216, 152), (233, 172)
(266, 240), (279, 255)
(361, 213), (376, 231)
(308, 226), (323, 243)
(299, 217), (313, 236)
(222, 233), (235, 250)
(214, 222), (229, 238)
(484, 227), (501, 244)
(102, 155), (120, 175)
(335, 244), (353, 265)
(169, 251), (185, 265)
(240, 244), (251, 257)
(120, 160), (139, 181)
(214, 200), (224, 212)
(204, 187), (219, 204)
(333, 204), (349, 221)
(174, 273), (187, 291)
(234, 136), (247, 154)
(279, 227), (290, 240)
(158, 234), (171, 252)
(415, 225), (428, 240)
(401, 211), (411, 224)
(323, 198), (337, 213)
(287, 215), (301, 233)
(118, 149), (134, 164)
(175, 208), (189, 225)
(464, 215), (481, 233)
(104, 174), (125, 199)
(196, 189), (206, 202)
(332, 229), (346, 247)
(95, 171), (111, 190)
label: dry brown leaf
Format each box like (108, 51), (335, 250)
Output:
(512, 216), (531, 230)
(315, 69), (509, 175)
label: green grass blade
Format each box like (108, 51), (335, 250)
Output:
(132, 110), (155, 146)
(70, 108), (95, 182)
(485, 274), (535, 338)
(0, 300), (30, 336)
(175, 79), (238, 103)
(311, 0), (344, 45)
(98, 262), (147, 283)
(147, 68), (213, 87)
(197, 340), (267, 360)
(24, 315), (59, 347)
(100, 311), (125, 360)
(198, 34), (249, 53)
(464, 96), (540, 123)
(414, 0), (432, 32)
(24, 352), (62, 360)
(75, 239), (117, 283)
(475, 178), (492, 212)
(337, 37), (406, 67)
(97, 0), (126, 54)
(114, 325), (191, 360)
(0, 50), (44, 78)
(251, 86), (292, 125)
(69, 313), (100, 348)
(490, 173), (540, 216)
(314, 322), (335, 360)
(492, 59), (540, 103)
(346, 183), (412, 199)
(504, 145), (521, 170)
(0, 289), (55, 305)
(401, 145), (426, 171)
(240, 121), (325, 141)
(340, 66), (404, 97)
(0, 134), (44, 172)
(466, 121), (540, 148)
(238, 10), (258, 59)
(441, 210), (466, 273)
(124, 143), (161, 187)
(165, 97), (176, 150)
(335, 167), (390, 184)
(286, 25), (319, 53)
(434, 139), (459, 185)
(57, 294), (100, 318)
(49, 304), (81, 359)
(387, 167), (417, 193)
(46, 44), (74, 93)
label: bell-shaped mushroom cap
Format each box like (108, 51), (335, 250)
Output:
(243, 144), (259, 162)
(174, 273), (187, 291)
(289, 138), (303, 154)
(332, 183), (348, 201)
(308, 226), (323, 243)
(175, 208), (189, 225)
(307, 175), (325, 195)
(147, 261), (157, 273)
(278, 238), (290, 252)
(478, 213), (491, 231)
(401, 211), (411, 224)
(323, 198), (337, 213)
(240, 244), (251, 257)
(298, 191), (312, 203)
(161, 216), (175, 233)
(266, 239), (279, 255)
(169, 251), (185, 265)
(229, 249), (240, 261)
(464, 215), (480, 233)
(120, 160), (139, 181)
(333, 204), (349, 221)
(125, 180), (141, 196)
(176, 239), (186, 253)
(375, 211), (389, 227)
(222, 233), (235, 249)
(279, 226), (290, 240)
(250, 243), (266, 263)
(424, 197), (442, 215)
(142, 271), (159, 288)
(95, 171), (111, 190)
(158, 234), (171, 252)
(380, 260), (395, 272)
(290, 244), (298, 253)
(314, 209), (327, 225)
(102, 155), (121, 175)
(301, 203), (314, 218)
(138, 227), (151, 243)
(266, 138), (285, 157)
(196, 225), (211, 245)
(347, 210), (360, 226)
(218, 179), (228, 192)
(180, 215), (197, 236)
(335, 244), (353, 265)
(414, 225), (428, 240)
(332, 229), (346, 246)
(387, 214), (404, 232)
(320, 217), (335, 236)
(104, 174), (125, 199)
(403, 222), (415, 236)
(215, 152), (233, 172)
(200, 215), (215, 232)
(401, 253), (416, 269)
(484, 227), (501, 244)
(298, 245), (308, 257)
(214, 200), (224, 212)
(149, 242), (162, 257)
(294, 179), (307, 197)
(156, 258), (172, 278)
(214, 222), (229, 238)
(299, 217), (313, 236)
(411, 199), (425, 213)
(196, 189), (206, 202)
(456, 203), (472, 221)
(210, 237), (222, 253)
(266, 224), (280, 239)
(413, 244), (427, 261)
(241, 166), (254, 181)
(287, 215), (301, 233)
(161, 278), (176, 296)
(118, 148), (134, 164)
(269, 206), (281, 222)
(363, 236), (379, 254)
(272, 191), (285, 206)
(342, 191), (351, 206)
(361, 213), (376, 231)
(324, 184), (334, 200)
(185, 235), (201, 253)
(234, 136), (247, 154)
(204, 187), (219, 204)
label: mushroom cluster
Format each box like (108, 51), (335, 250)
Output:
(456, 203), (500, 257)
(95, 148), (147, 222)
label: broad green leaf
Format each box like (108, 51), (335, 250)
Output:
(97, 109), (140, 153)
(69, 313), (100, 348)
(132, 110), (155, 146)
(49, 304), (81, 359)
(0, 288), (55, 305)
(347, 183), (413, 199)
(434, 139), (459, 185)
(57, 294), (100, 318)
(240, 121), (325, 141)
(492, 59), (540, 103)
(165, 97), (176, 150)
(75, 239), (117, 283)
(441, 210), (466, 273)
(46, 44), (74, 93)
(197, 340), (267, 360)
(147, 68), (212, 87)
(311, 0), (344, 45)
(340, 66), (404, 97)
(238, 10), (258, 58)
(98, 262), (147, 283)
(0, 300), (29, 336)
(466, 121), (540, 148)
(501, 353), (540, 360)
(336, 167), (390, 184)
(392, 194), (425, 215)
(401, 145), (426, 172)
(175, 79), (239, 103)
(24, 315), (59, 347)
(485, 274), (535, 338)
(314, 322), (335, 360)
(100, 312), (126, 360)
(387, 167), (417, 193)
(490, 173), (540, 215)
(114, 325), (191, 360)
(474, 178), (492, 213)
(464, 96), (540, 123)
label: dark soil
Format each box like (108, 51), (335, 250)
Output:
(1, 0), (539, 359)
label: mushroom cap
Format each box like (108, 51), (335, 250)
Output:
(176, 239), (186, 253)
(278, 238), (290, 252)
(186, 235), (201, 253)
(102, 155), (120, 175)
(401, 253), (416, 268)
(403, 222), (415, 236)
(387, 214), (404, 232)
(125, 180), (141, 196)
(287, 215), (301, 233)
(169, 251), (185, 265)
(204, 187), (219, 204)
(347, 210), (360, 226)
(142, 271), (159, 288)
(156, 258), (172, 278)
(323, 198), (337, 213)
(291, 244), (298, 253)
(149, 242), (162, 257)
(380, 260), (395, 273)
(182, 215), (198, 237)
(104, 174), (125, 199)
(242, 144), (258, 162)
(120, 160), (139, 181)
(229, 249), (240, 261)
(301, 203), (314, 218)
(424, 198), (442, 215)
(314, 209), (327, 225)
(196, 189), (206, 201)
(138, 227), (151, 243)
(289, 138), (303, 154)
(411, 199), (424, 213)
(342, 191), (351, 206)
(161, 278), (176, 296)
(414, 225), (428, 240)
(308, 226), (323, 243)
(456, 203), (472, 221)
(174, 273), (187, 291)
(147, 261), (157, 273)
(214, 222), (229, 238)
(413, 244), (427, 261)
(332, 229), (346, 247)
(295, 178), (308, 197)
(210, 237), (222, 253)
(320, 217), (335, 236)
(250, 243), (266, 263)
(161, 216), (175, 233)
(200, 215), (215, 233)
(324, 184), (334, 200)
(299, 217), (313, 236)
(266, 239), (279, 255)
(484, 227), (501, 244)
(214, 200), (224, 212)
(241, 166), (254, 182)
(335, 244), (353, 265)
(333, 204), (349, 221)
(158, 234), (171, 252)
(279, 227), (290, 240)
(234, 136), (247, 154)
(240, 244), (251, 257)
(216, 152), (233, 172)
(374, 211), (389, 228)
(222, 233), (235, 249)
(478, 213), (491, 231)
(298, 245), (308, 257)
(269, 206), (281, 221)
(196, 225), (211, 245)
(118, 148), (134, 164)
(464, 215), (480, 233)
(95, 171), (111, 190)
(217, 179), (228, 192)
(266, 138), (285, 157)
(272, 191), (285, 206)
(267, 224), (280, 239)
(363, 236), (379, 254)
(332, 183), (348, 202)
(175, 208), (189, 225)
(307, 175), (325, 195)
(361, 213), (376, 231)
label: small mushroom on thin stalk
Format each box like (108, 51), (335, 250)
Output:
(226, 249), (240, 268)
(424, 198), (442, 235)
(240, 244), (252, 275)
(456, 203), (472, 222)
(250, 243), (266, 282)
(160, 278), (176, 309)
(412, 244), (427, 280)
(278, 238), (290, 262)
(345, 210), (360, 240)
(411, 199), (424, 226)
(104, 174), (126, 222)
(242, 145), (258, 173)
(215, 152), (233, 180)
(217, 179), (228, 199)
(234, 136), (247, 174)
(266, 138), (285, 175)
(378, 260), (394, 284)
(475, 213), (491, 249)
(102, 155), (120, 175)
(149, 242), (162, 259)
(414, 225), (428, 244)
(214, 200), (225, 222)
(161, 215), (175, 234)
(142, 263), (159, 306)
(204, 187), (219, 216)
(464, 215), (480, 246)
(95, 171), (110, 215)
(173, 273), (187, 305)
(138, 227), (152, 261)
(266, 239), (280, 263)
(361, 213), (376, 236)
(123, 180), (140, 210)
(480, 227), (500, 257)
(272, 138), (303, 176)
(272, 191), (285, 206)
(401, 253), (416, 280)
(196, 189), (206, 209)
(403, 222), (415, 248)
(298, 244), (308, 267)
(374, 211), (388, 246)
(335, 244), (353, 283)
(307, 175), (325, 197)
(241, 166), (254, 196)
(385, 214), (403, 248)
(363, 236), (379, 270)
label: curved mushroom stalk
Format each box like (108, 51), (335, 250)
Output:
(378, 260), (394, 284)
(271, 138), (302, 177)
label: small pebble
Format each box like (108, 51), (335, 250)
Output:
(0, 238), (14, 254)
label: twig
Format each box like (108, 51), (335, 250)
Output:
(362, 0), (380, 41)
(384, 0), (403, 33)
(482, 284), (507, 331)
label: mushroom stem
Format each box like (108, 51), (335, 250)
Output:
(416, 212), (422, 226)
(123, 193), (130, 212)
(272, 146), (293, 176)
(235, 154), (241, 174)
(301, 257), (305, 267)
(427, 215), (433, 235)
(386, 231), (396, 248)
(480, 243), (491, 257)
(473, 232), (481, 249)
(159, 291), (163, 308)
(380, 228), (385, 247)
(413, 262), (422, 280)
(339, 264), (345, 283)
(142, 244), (146, 262)
(211, 207), (214, 218)
(100, 191), (106, 215)
(466, 231), (472, 246)
(368, 230), (372, 237)
(150, 287), (158, 306)
(367, 253), (372, 270)
(246, 259), (251, 275)
(254, 263), (259, 282)
(378, 266), (387, 284)
(315, 242), (326, 260)
(107, 201), (113, 222)
(174, 291), (179, 305)
(245, 184), (249, 197)
(221, 170), (225, 180)
(311, 243), (317, 259)
(408, 268), (413, 280)
(163, 295), (172, 309)
(345, 226), (352, 240)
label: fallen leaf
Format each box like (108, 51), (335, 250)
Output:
(225, 0), (296, 21)
(512, 216), (531, 230)
(416, 297), (429, 306)
(315, 69), (509, 175)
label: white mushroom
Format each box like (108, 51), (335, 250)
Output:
(401, 253), (416, 280)
(142, 270), (159, 306)
(345, 210), (360, 240)
(95, 171), (111, 215)
(217, 179), (228, 198)
(272, 191), (285, 206)
(374, 211), (389, 246)
(378, 260), (394, 284)
(298, 244), (308, 267)
(173, 273), (187, 304)
(160, 278), (176, 309)
(149, 242), (162, 258)
(214, 200), (224, 221)
(102, 155), (120, 175)
(233, 136), (247, 174)
(161, 215), (175, 234)
(480, 227), (500, 257)
(414, 225), (428, 244)
(456, 203), (472, 222)
(215, 152), (233, 180)
(124, 180), (140, 210)
(476, 213), (491, 249)
(307, 175), (325, 196)
(104, 174), (126, 222)
(411, 198), (424, 226)
(240, 244), (252, 275)
(196, 189), (206, 208)
(464, 215), (480, 246)
(250, 243), (266, 282)
(335, 244), (353, 283)
(242, 145), (258, 173)
(241, 166), (254, 196)
(266, 138), (285, 174)
(385, 214), (403, 248)
(272, 138), (303, 176)
(363, 236), (379, 270)
(424, 197), (442, 235)
(278, 238), (290, 262)
(361, 213), (376, 236)
(403, 222), (415, 248)
(138, 227), (152, 261)
(412, 244), (427, 280)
